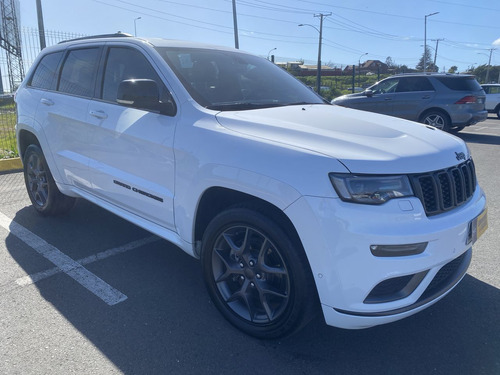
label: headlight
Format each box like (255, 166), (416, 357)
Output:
(329, 173), (413, 204)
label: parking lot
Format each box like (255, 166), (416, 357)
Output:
(1, 116), (499, 375)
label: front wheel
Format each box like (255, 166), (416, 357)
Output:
(420, 110), (450, 131)
(496, 106), (500, 119)
(201, 207), (316, 339)
(23, 144), (76, 216)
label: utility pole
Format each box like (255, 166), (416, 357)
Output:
(36, 0), (46, 50)
(313, 12), (331, 94)
(232, 0), (239, 49)
(431, 38), (443, 68)
(485, 48), (496, 83)
(424, 12), (439, 73)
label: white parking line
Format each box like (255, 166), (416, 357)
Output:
(15, 236), (159, 286)
(0, 211), (156, 306)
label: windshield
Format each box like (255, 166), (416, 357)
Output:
(155, 47), (325, 110)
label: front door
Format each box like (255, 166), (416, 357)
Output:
(87, 46), (177, 230)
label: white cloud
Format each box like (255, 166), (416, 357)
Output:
(493, 38), (500, 46)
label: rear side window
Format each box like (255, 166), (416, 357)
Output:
(58, 48), (100, 98)
(29, 52), (63, 90)
(435, 76), (482, 91)
(396, 77), (434, 92)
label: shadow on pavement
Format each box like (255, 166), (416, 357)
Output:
(6, 201), (500, 375)
(456, 132), (500, 146)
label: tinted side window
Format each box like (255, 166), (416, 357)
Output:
(29, 52), (64, 90)
(396, 77), (434, 92)
(435, 76), (482, 91)
(101, 47), (166, 102)
(58, 48), (100, 98)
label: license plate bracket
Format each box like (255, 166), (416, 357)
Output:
(468, 208), (488, 245)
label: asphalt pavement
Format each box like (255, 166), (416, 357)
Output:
(0, 116), (499, 375)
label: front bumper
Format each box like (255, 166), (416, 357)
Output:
(285, 186), (486, 329)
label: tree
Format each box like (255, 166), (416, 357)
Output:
(416, 46), (438, 72)
(448, 66), (458, 74)
(472, 64), (500, 83)
(385, 56), (396, 69)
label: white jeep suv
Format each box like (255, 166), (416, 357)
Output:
(15, 34), (487, 339)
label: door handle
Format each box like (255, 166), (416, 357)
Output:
(89, 110), (108, 119)
(422, 95), (431, 99)
(40, 98), (54, 106)
(384, 97), (392, 101)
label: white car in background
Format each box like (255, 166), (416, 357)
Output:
(482, 84), (500, 118)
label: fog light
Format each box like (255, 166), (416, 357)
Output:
(370, 242), (427, 257)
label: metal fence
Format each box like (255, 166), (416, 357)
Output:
(0, 28), (84, 159)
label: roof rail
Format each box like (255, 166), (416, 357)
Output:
(59, 32), (133, 44)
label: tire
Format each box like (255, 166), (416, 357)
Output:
(23, 144), (76, 216)
(420, 110), (450, 131)
(496, 106), (500, 119)
(450, 126), (465, 133)
(201, 207), (316, 339)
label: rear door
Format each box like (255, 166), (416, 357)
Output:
(483, 85), (500, 111)
(390, 76), (435, 121)
(87, 45), (177, 230)
(35, 47), (102, 189)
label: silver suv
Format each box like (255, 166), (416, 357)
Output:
(332, 73), (487, 132)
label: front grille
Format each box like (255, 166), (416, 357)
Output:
(410, 159), (476, 216)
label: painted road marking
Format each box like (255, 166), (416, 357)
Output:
(0, 211), (154, 306)
(15, 236), (159, 286)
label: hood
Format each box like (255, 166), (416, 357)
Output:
(332, 92), (365, 103)
(215, 104), (468, 174)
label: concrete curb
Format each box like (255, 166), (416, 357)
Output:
(0, 157), (22, 173)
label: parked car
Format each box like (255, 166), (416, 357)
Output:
(15, 34), (487, 339)
(332, 73), (487, 132)
(481, 83), (500, 118)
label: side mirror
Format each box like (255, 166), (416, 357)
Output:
(364, 89), (374, 97)
(117, 79), (176, 116)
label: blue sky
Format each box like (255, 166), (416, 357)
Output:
(20, 0), (500, 72)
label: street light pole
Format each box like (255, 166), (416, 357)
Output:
(134, 17), (141, 36)
(232, 0), (239, 49)
(299, 12), (331, 94)
(267, 47), (277, 61)
(424, 12), (439, 73)
(36, 0), (46, 50)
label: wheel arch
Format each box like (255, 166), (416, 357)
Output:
(17, 129), (41, 162)
(418, 107), (451, 124)
(194, 186), (304, 259)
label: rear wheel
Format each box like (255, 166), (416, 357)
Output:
(451, 126), (465, 133)
(496, 106), (500, 119)
(23, 144), (76, 216)
(420, 110), (450, 131)
(201, 207), (316, 339)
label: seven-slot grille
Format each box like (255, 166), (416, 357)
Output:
(410, 159), (476, 216)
